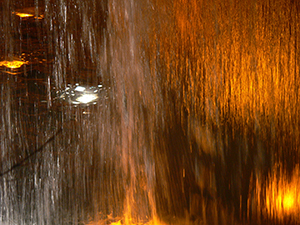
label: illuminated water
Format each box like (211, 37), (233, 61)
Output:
(0, 0), (300, 224)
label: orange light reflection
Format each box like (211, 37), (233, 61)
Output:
(13, 11), (44, 19)
(0, 60), (27, 69)
(283, 191), (295, 211)
(87, 218), (166, 225)
(262, 165), (300, 222)
(14, 12), (34, 18)
(85, 214), (168, 225)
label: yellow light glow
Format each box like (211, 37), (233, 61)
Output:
(283, 191), (295, 211)
(111, 221), (122, 225)
(0, 60), (27, 69)
(258, 165), (300, 222)
(14, 12), (34, 18)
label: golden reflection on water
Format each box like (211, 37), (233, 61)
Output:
(143, 0), (300, 223)
(145, 0), (300, 135)
(1, 0), (298, 224)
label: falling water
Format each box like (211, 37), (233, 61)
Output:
(1, 0), (300, 224)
